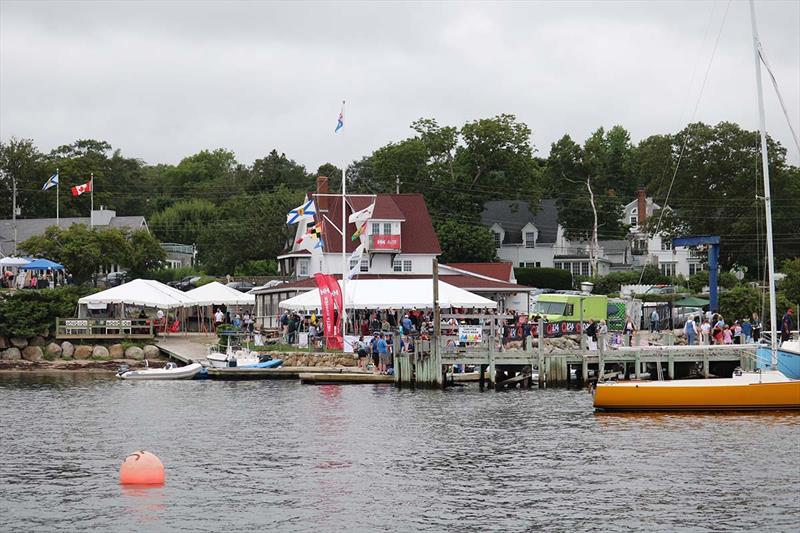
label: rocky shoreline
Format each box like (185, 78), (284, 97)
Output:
(0, 334), (165, 372)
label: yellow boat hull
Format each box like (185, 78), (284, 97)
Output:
(593, 380), (800, 411)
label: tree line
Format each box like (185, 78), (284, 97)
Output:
(1, 116), (798, 277)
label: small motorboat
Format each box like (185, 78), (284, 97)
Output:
(239, 358), (283, 369)
(117, 362), (203, 380)
(207, 346), (261, 368)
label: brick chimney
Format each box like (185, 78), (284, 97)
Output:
(316, 175), (329, 212)
(637, 188), (647, 226)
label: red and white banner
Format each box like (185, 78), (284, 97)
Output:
(371, 234), (401, 251)
(313, 273), (343, 349)
(71, 180), (92, 196)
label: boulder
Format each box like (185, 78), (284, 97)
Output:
(0, 337), (7, 349)
(22, 345), (44, 362)
(143, 345), (160, 359)
(61, 341), (75, 358)
(74, 345), (93, 359)
(10, 337), (28, 349)
(29, 336), (46, 347)
(1, 347), (21, 360)
(125, 346), (144, 360)
(91, 345), (110, 359)
(46, 342), (63, 358)
(109, 344), (125, 358)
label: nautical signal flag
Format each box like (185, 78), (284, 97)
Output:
(347, 201), (374, 224)
(71, 180), (92, 196)
(287, 199), (317, 224)
(296, 223), (324, 253)
(42, 172), (59, 191)
(351, 220), (367, 242)
(335, 101), (344, 133)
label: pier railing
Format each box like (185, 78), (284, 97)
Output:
(55, 318), (154, 340)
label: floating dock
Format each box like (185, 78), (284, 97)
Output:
(207, 366), (370, 380)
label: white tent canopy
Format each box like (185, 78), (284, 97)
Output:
(78, 278), (195, 309)
(278, 279), (497, 311)
(0, 256), (31, 267)
(185, 281), (255, 306)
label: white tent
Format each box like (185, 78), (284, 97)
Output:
(278, 279), (497, 310)
(185, 281), (255, 306)
(0, 256), (31, 267)
(78, 278), (195, 309)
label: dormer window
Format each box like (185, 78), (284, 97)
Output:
(493, 232), (501, 248)
(629, 207), (638, 226)
(525, 232), (536, 248)
(383, 222), (392, 235)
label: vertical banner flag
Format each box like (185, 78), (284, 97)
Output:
(314, 273), (343, 350)
(348, 199), (374, 243)
(287, 199), (317, 224)
(335, 101), (345, 133)
(42, 172), (59, 190)
(346, 243), (365, 280)
(71, 180), (92, 196)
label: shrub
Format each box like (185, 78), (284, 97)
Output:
(0, 286), (95, 338)
(514, 268), (573, 290)
(235, 259), (278, 276)
(149, 266), (203, 284)
(719, 285), (761, 321)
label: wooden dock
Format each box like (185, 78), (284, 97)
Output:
(207, 366), (370, 380)
(299, 372), (394, 384)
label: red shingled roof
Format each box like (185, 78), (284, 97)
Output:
(445, 262), (514, 282)
(316, 193), (441, 255)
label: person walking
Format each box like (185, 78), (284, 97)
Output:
(684, 316), (698, 346)
(624, 315), (636, 347)
(214, 308), (224, 331)
(700, 319), (711, 345)
(650, 309), (660, 333)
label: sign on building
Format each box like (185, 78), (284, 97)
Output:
(458, 325), (483, 343)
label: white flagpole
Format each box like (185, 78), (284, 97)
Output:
(90, 172), (94, 227)
(340, 101), (347, 343)
(56, 168), (59, 226)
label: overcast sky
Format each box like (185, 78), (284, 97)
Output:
(1, 0), (798, 170)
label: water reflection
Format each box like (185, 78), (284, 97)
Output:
(120, 485), (166, 526)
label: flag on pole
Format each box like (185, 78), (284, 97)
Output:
(42, 172), (59, 191)
(351, 220), (368, 242)
(346, 243), (365, 280)
(335, 101), (345, 133)
(296, 223), (324, 253)
(287, 199), (317, 224)
(71, 180), (92, 196)
(347, 201), (374, 224)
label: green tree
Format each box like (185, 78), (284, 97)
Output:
(149, 198), (219, 246)
(125, 229), (167, 278)
(719, 285), (761, 322)
(250, 149), (312, 192)
(779, 258), (800, 305)
(0, 286), (95, 338)
(0, 137), (47, 219)
(435, 220), (496, 263)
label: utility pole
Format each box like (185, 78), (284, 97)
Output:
(11, 172), (18, 255)
(587, 177), (599, 276)
(395, 175), (400, 194)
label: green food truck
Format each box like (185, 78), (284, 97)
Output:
(531, 294), (629, 331)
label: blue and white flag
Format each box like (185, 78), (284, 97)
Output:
(42, 171), (59, 191)
(287, 199), (317, 224)
(346, 243), (365, 280)
(335, 101), (345, 133)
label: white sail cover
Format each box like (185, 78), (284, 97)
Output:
(185, 281), (255, 306)
(279, 279), (497, 310)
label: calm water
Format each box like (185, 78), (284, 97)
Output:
(1, 373), (798, 532)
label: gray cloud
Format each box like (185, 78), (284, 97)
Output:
(1, 0), (798, 170)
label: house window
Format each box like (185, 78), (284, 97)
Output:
(660, 263), (676, 276)
(689, 263), (703, 276)
(403, 260), (412, 272)
(383, 223), (392, 235)
(493, 232), (501, 248)
(372, 222), (380, 235)
(360, 259), (369, 272)
(166, 259), (182, 269)
(661, 240), (672, 251)
(629, 208), (638, 226)
(520, 262), (541, 268)
(554, 262), (563, 270)
(571, 263), (581, 276)
(393, 259), (402, 272)
(536, 261), (541, 268)
(581, 262), (589, 276)
(350, 259), (359, 270)
(299, 260), (309, 277)
(525, 232), (536, 248)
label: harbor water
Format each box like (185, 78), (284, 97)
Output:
(1, 372), (798, 532)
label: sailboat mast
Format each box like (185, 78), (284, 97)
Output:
(749, 0), (778, 364)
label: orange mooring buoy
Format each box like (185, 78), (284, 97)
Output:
(120, 450), (165, 485)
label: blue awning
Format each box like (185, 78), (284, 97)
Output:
(21, 258), (65, 270)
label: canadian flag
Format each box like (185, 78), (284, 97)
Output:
(71, 180), (92, 196)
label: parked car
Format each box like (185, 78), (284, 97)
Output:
(226, 281), (255, 292)
(169, 275), (203, 291)
(99, 271), (127, 287)
(675, 306), (704, 328)
(645, 285), (679, 295)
